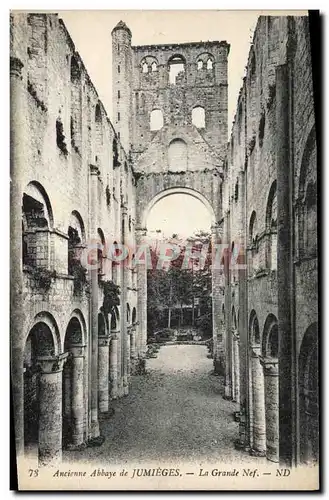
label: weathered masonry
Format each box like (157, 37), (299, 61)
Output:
(10, 13), (318, 469)
(111, 21), (229, 372)
(10, 13), (140, 467)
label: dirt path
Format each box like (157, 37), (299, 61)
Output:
(64, 345), (265, 466)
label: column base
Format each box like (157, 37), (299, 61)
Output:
(250, 448), (266, 457)
(87, 435), (105, 447)
(234, 439), (250, 452)
(100, 408), (115, 419)
(223, 394), (233, 401)
(123, 375), (129, 396)
(89, 420), (100, 439)
(65, 441), (87, 452)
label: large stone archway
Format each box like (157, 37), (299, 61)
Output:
(134, 181), (225, 368)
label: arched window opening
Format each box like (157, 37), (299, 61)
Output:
(298, 127), (317, 260)
(299, 323), (318, 464)
(207, 58), (213, 70)
(98, 312), (106, 337)
(265, 181), (277, 270)
(132, 307), (137, 324)
(113, 138), (120, 168)
(112, 241), (119, 284)
(192, 106), (205, 129)
(22, 183), (52, 269)
(259, 113), (265, 148)
(56, 117), (68, 156)
(151, 61), (157, 72)
(150, 109), (164, 132)
(249, 210), (258, 274)
(111, 311), (117, 331)
(126, 303), (131, 323)
(97, 228), (106, 277)
(249, 211), (257, 246)
(68, 226), (81, 275)
(249, 310), (260, 345)
(197, 60), (203, 70)
(168, 138), (188, 172)
(234, 180), (239, 201)
(142, 61), (148, 73)
(168, 55), (185, 85)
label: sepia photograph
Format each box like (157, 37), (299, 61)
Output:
(9, 8), (319, 491)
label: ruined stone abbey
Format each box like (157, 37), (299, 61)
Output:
(10, 12), (318, 469)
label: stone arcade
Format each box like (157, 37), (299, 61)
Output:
(10, 13), (318, 468)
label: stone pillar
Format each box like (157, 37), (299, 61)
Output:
(37, 354), (67, 467)
(136, 227), (148, 357)
(223, 209), (232, 399)
(127, 328), (131, 379)
(98, 336), (110, 412)
(121, 205), (129, 396)
(233, 334), (240, 404)
(10, 56), (25, 459)
(89, 164), (100, 438)
(110, 334), (119, 399)
(211, 223), (224, 369)
(262, 358), (279, 463)
(276, 63), (296, 466)
(130, 327), (137, 373)
(62, 361), (72, 444)
(237, 169), (249, 449)
(250, 347), (266, 456)
(70, 345), (86, 447)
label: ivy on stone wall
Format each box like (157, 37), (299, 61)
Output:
(101, 280), (120, 316)
(31, 267), (56, 292)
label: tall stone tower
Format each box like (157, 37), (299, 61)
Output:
(111, 20), (133, 154)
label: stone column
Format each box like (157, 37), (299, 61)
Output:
(120, 204), (129, 396)
(127, 327), (131, 379)
(36, 354), (67, 467)
(98, 336), (110, 412)
(276, 63), (295, 466)
(233, 334), (240, 404)
(109, 333), (119, 399)
(211, 223), (224, 369)
(136, 227), (148, 357)
(70, 345), (86, 447)
(62, 360), (72, 444)
(250, 346), (266, 456)
(89, 164), (100, 438)
(130, 326), (137, 373)
(223, 209), (232, 399)
(237, 169), (249, 449)
(262, 358), (279, 463)
(231, 332), (236, 401)
(10, 56), (25, 459)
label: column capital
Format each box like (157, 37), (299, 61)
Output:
(90, 164), (100, 176)
(10, 57), (24, 79)
(98, 335), (111, 347)
(250, 345), (261, 358)
(36, 352), (68, 374)
(111, 329), (120, 340)
(70, 344), (86, 358)
(260, 357), (279, 376)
